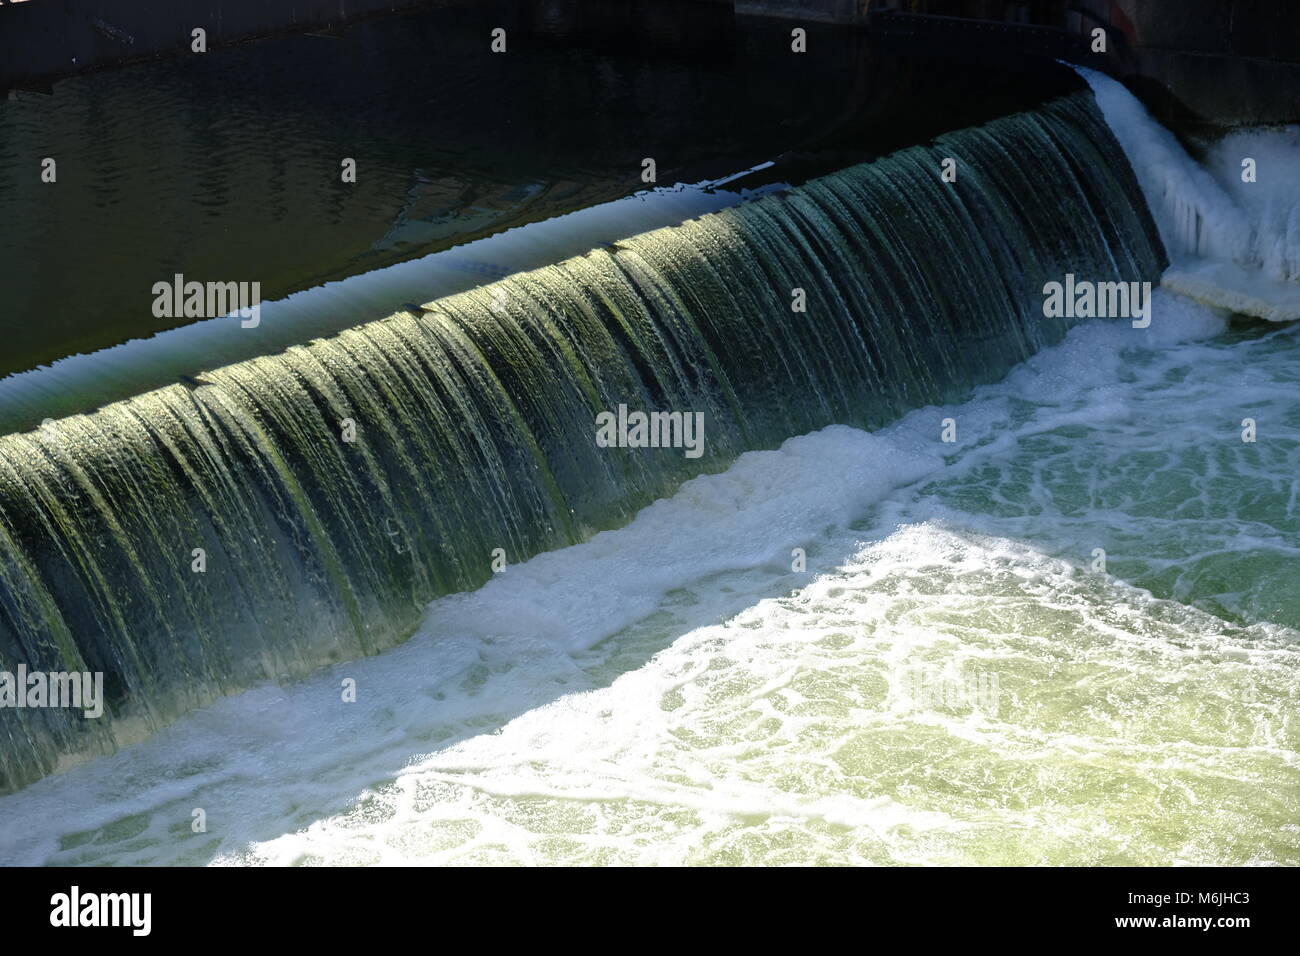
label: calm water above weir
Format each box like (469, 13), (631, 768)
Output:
(0, 0), (1080, 381)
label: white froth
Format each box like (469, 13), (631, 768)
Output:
(1076, 66), (1300, 321)
(1, 293), (1296, 867)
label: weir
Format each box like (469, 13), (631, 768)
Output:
(0, 90), (1165, 792)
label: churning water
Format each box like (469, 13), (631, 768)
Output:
(1079, 67), (1300, 322)
(0, 75), (1296, 865)
(0, 90), (1163, 792)
(0, 292), (1295, 866)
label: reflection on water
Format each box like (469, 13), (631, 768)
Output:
(0, 0), (1081, 380)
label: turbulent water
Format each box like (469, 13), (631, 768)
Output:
(1079, 68), (1300, 322)
(0, 90), (1164, 792)
(0, 295), (1295, 866)
(2, 77), (1295, 866)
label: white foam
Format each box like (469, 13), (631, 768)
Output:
(3, 293), (1295, 866)
(1162, 259), (1300, 323)
(1076, 66), (1300, 321)
(1207, 126), (1300, 284)
(0, 411), (938, 866)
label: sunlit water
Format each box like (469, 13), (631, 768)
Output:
(1079, 67), (1300, 321)
(1, 292), (1295, 866)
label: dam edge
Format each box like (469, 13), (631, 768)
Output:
(4, 1), (1299, 129)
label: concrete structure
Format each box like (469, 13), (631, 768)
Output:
(4, 0), (1298, 126)
(736, 0), (869, 22)
(742, 0), (1300, 127)
(1107, 0), (1300, 126)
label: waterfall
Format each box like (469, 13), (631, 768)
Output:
(1077, 66), (1300, 322)
(0, 90), (1164, 792)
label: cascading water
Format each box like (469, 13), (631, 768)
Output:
(1078, 67), (1300, 321)
(0, 90), (1165, 793)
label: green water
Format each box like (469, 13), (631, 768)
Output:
(0, 301), (1293, 866)
(237, 310), (1294, 867)
(0, 91), (1164, 793)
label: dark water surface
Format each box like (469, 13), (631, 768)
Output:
(0, 0), (1081, 384)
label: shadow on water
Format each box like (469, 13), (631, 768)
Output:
(0, 0), (1083, 381)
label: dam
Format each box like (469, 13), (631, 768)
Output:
(0, 0), (1297, 873)
(0, 89), (1165, 790)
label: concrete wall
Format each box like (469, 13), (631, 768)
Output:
(1108, 0), (1300, 126)
(740, 0), (1300, 126)
(736, 0), (868, 23)
(1111, 0), (1299, 62)
(6, 0), (1298, 126)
